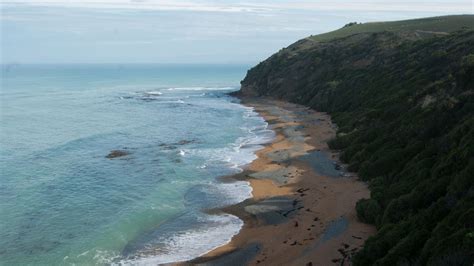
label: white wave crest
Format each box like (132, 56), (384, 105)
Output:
(116, 214), (243, 265)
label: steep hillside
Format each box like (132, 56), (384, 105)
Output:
(238, 15), (474, 265)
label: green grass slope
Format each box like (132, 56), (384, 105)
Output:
(239, 15), (474, 265)
(309, 15), (474, 42)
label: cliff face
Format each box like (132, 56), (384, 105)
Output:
(240, 16), (474, 265)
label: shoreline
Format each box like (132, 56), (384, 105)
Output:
(183, 97), (375, 265)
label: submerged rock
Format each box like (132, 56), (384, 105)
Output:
(177, 139), (195, 145)
(106, 150), (130, 159)
(158, 139), (197, 150)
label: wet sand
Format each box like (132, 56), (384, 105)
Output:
(183, 98), (375, 266)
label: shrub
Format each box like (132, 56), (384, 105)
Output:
(356, 198), (382, 225)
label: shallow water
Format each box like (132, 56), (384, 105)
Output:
(0, 64), (274, 265)
(301, 151), (343, 178)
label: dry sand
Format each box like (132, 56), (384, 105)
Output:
(183, 98), (375, 266)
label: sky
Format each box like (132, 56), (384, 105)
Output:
(0, 0), (473, 64)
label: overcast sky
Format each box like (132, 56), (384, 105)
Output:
(1, 0), (472, 64)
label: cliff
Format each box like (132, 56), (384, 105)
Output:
(238, 15), (474, 265)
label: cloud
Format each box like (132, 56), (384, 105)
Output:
(0, 0), (273, 13)
(276, 1), (473, 13)
(1, 0), (472, 13)
(1, 0), (472, 64)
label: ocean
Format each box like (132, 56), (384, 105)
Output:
(0, 64), (274, 265)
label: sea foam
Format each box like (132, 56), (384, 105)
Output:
(116, 213), (243, 265)
(117, 96), (273, 265)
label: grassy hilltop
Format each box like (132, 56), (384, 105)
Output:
(309, 15), (474, 42)
(239, 15), (474, 265)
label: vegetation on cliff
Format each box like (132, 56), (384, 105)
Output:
(239, 15), (474, 265)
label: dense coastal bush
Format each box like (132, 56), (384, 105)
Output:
(356, 198), (381, 224)
(239, 15), (474, 265)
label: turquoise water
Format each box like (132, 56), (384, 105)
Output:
(0, 64), (274, 265)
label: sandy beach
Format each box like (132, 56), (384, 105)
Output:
(184, 97), (375, 266)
